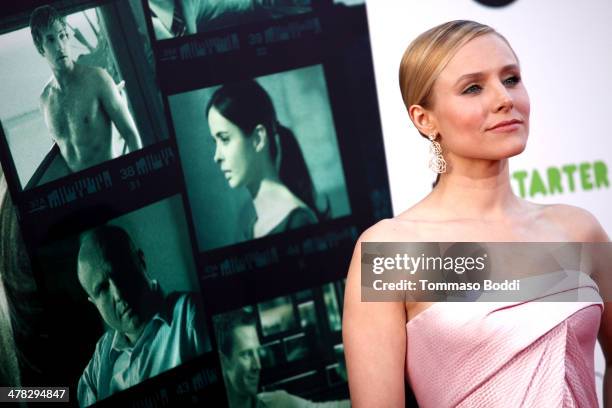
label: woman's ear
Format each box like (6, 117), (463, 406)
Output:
(409, 104), (437, 136)
(252, 124), (268, 153)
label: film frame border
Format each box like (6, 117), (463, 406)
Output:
(153, 4), (391, 313)
(211, 277), (349, 405)
(27, 192), (222, 406)
(140, 0), (335, 94)
(0, 0), (181, 246)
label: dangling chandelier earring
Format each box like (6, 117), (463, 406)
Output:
(428, 133), (447, 174)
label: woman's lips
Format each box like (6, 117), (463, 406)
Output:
(487, 119), (523, 133)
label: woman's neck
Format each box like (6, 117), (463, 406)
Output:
(245, 157), (277, 198)
(250, 178), (304, 237)
(251, 177), (284, 215)
(424, 158), (523, 221)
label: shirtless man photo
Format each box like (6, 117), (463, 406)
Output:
(30, 5), (143, 173)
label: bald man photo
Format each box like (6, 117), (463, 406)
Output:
(76, 225), (208, 406)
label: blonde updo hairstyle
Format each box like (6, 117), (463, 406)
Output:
(399, 20), (513, 139)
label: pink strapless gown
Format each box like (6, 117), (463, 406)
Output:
(406, 273), (602, 408)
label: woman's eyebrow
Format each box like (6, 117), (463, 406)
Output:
(454, 72), (484, 86)
(499, 63), (520, 73)
(454, 64), (520, 86)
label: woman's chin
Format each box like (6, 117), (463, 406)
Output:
(499, 144), (526, 159)
(485, 137), (528, 160)
(227, 178), (243, 189)
(503, 138), (528, 158)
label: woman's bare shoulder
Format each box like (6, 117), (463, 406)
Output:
(358, 217), (423, 243)
(538, 203), (609, 242)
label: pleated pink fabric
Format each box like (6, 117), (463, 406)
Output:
(406, 273), (602, 408)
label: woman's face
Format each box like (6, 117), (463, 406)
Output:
(208, 106), (257, 189)
(428, 33), (530, 162)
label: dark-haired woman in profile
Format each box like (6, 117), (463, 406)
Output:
(206, 79), (323, 239)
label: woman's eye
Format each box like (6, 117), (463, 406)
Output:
(213, 135), (229, 144)
(462, 84), (482, 94)
(503, 76), (521, 86)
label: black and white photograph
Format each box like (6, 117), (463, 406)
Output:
(147, 0), (314, 40)
(169, 64), (351, 252)
(32, 194), (211, 406)
(212, 280), (350, 408)
(0, 1), (168, 190)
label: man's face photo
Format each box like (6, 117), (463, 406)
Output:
(40, 20), (71, 71)
(77, 237), (148, 337)
(224, 324), (262, 398)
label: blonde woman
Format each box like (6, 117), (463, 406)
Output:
(343, 20), (611, 407)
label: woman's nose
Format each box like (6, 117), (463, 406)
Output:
(213, 145), (222, 163)
(492, 84), (514, 112)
